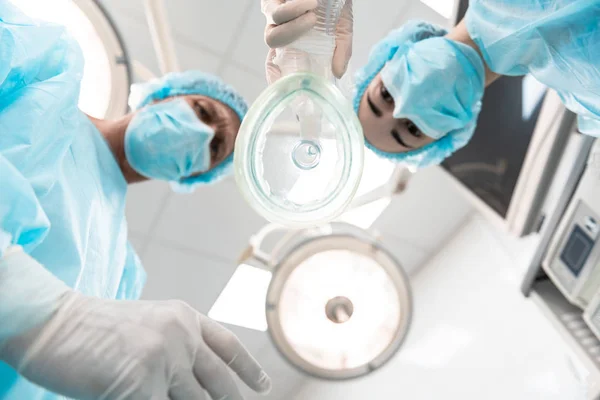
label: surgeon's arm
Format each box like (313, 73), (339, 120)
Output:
(446, 19), (501, 87)
(0, 154), (66, 345)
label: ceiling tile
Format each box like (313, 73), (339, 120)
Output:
(351, 0), (411, 67)
(174, 41), (221, 74)
(241, 342), (307, 400)
(101, 1), (162, 77)
(221, 66), (266, 104)
(377, 232), (431, 276)
(419, 0), (456, 20)
(126, 180), (172, 236)
(100, 0), (146, 20)
(165, 0), (252, 56)
(140, 240), (238, 313)
(223, 325), (271, 360)
(127, 232), (147, 256)
(152, 180), (268, 263)
(372, 166), (472, 253)
(394, 1), (451, 28)
(351, 0), (452, 70)
(228, 0), (269, 76)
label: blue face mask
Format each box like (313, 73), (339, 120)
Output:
(124, 98), (215, 181)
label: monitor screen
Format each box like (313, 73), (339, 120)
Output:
(441, 0), (547, 218)
(441, 77), (547, 217)
(560, 225), (594, 277)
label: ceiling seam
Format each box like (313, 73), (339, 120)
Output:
(215, 0), (255, 76)
(279, 374), (312, 400)
(101, 1), (230, 64)
(175, 29), (264, 77)
(410, 210), (478, 279)
(389, 0), (412, 32)
(137, 191), (173, 256)
(379, 229), (438, 254)
(145, 235), (240, 266)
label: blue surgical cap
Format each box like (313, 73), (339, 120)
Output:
(129, 70), (248, 191)
(353, 20), (485, 169)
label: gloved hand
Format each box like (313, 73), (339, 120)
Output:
(262, 0), (354, 84)
(0, 251), (270, 400)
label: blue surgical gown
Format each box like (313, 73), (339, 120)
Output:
(466, 0), (600, 136)
(0, 3), (145, 399)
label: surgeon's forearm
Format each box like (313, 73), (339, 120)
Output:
(446, 19), (501, 87)
(0, 248), (69, 350)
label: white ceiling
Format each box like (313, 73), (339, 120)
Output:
(100, 0), (453, 102)
(98, 0), (468, 398)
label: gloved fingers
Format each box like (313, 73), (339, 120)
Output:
(272, 0), (318, 24)
(193, 344), (243, 400)
(200, 316), (271, 394)
(265, 11), (317, 48)
(332, 35), (353, 79)
(261, 0), (284, 23)
(168, 371), (208, 400)
(265, 48), (282, 85)
(332, 0), (353, 79)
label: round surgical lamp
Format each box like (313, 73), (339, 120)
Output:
(247, 222), (412, 380)
(10, 0), (131, 119)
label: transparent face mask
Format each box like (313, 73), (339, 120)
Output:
(235, 0), (364, 227)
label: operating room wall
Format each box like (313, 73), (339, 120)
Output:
(291, 214), (588, 400)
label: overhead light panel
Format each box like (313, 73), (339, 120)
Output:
(338, 197), (392, 229)
(208, 264), (272, 332)
(400, 324), (472, 368)
(355, 149), (396, 198)
(420, 0), (455, 19)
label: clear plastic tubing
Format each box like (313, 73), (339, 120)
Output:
(274, 0), (346, 81)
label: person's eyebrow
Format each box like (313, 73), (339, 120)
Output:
(367, 94), (382, 118)
(199, 97), (219, 118)
(391, 128), (413, 149)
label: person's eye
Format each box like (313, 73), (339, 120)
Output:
(210, 137), (221, 158)
(405, 120), (422, 138)
(380, 84), (394, 104)
(194, 102), (211, 121)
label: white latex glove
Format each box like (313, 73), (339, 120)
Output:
(0, 250), (271, 400)
(262, 0), (354, 84)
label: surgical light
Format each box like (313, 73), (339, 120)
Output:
(226, 222), (412, 380)
(10, 0), (130, 119)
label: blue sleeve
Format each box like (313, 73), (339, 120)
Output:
(0, 155), (50, 258)
(115, 243), (147, 300)
(466, 0), (600, 137)
(0, 2), (83, 258)
(466, 0), (600, 76)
